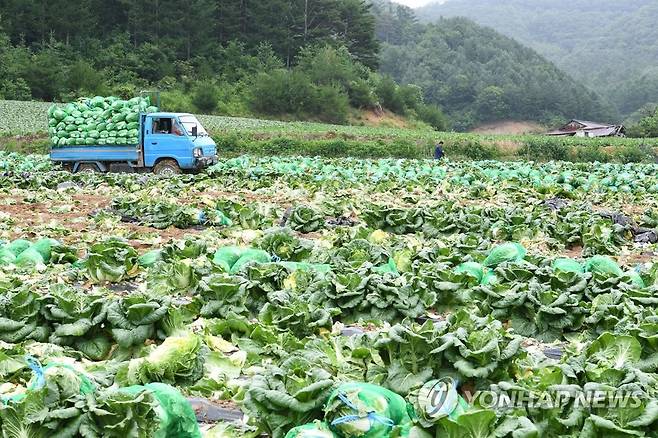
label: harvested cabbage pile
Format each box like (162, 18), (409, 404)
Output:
(48, 95), (158, 147)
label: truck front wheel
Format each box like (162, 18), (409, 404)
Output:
(153, 159), (181, 177)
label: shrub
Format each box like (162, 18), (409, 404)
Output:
(517, 138), (569, 161)
(249, 70), (349, 124)
(416, 104), (449, 131)
(376, 76), (405, 114)
(308, 85), (349, 124)
(348, 78), (376, 109)
(67, 60), (108, 96)
(192, 82), (219, 113)
(448, 140), (500, 160)
(572, 146), (609, 163)
(617, 145), (654, 163)
(161, 89), (193, 113)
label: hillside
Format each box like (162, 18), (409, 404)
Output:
(370, 2), (615, 130)
(0, 1), (440, 129)
(417, 0), (658, 117)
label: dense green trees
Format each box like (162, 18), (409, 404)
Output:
(418, 0), (658, 119)
(628, 107), (658, 138)
(1, 0), (629, 131)
(0, 0), (380, 99)
(0, 0), (449, 128)
(369, 1), (616, 130)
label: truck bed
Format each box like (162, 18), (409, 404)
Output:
(50, 145), (139, 163)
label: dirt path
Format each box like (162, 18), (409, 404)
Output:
(0, 193), (199, 244)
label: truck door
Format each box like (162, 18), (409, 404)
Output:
(143, 116), (192, 168)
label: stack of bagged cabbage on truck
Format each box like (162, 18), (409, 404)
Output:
(48, 96), (158, 147)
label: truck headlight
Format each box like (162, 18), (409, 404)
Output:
(193, 147), (202, 158)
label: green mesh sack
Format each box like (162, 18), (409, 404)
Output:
(90, 96), (105, 107)
(279, 261), (332, 273)
(212, 246), (244, 271)
(128, 137), (139, 145)
(15, 247), (45, 267)
(53, 108), (67, 120)
(373, 258), (399, 275)
(139, 249), (163, 268)
(0, 248), (16, 265)
(230, 249), (272, 274)
(116, 121), (127, 130)
(111, 100), (126, 110)
(453, 262), (485, 282)
(552, 258), (584, 274)
(325, 382), (413, 438)
(481, 270), (498, 286)
(6, 239), (31, 256)
(285, 421), (338, 438)
(146, 106), (159, 113)
(625, 270), (645, 288)
(112, 113), (126, 123)
(121, 383), (201, 438)
(126, 112), (139, 123)
(483, 243), (526, 268)
(585, 255), (623, 277)
(32, 238), (59, 262)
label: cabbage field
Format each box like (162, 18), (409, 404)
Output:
(2, 151), (658, 437)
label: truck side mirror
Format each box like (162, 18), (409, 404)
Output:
(191, 126), (198, 137)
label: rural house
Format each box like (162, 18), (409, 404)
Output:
(546, 120), (625, 138)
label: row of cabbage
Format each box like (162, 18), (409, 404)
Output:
(2, 229), (658, 436)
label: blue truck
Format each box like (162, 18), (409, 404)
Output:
(50, 112), (217, 175)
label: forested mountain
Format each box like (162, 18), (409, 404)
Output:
(417, 0), (658, 118)
(370, 0), (615, 130)
(0, 0), (617, 130)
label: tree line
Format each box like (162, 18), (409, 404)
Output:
(0, 0), (447, 129)
(2, 0), (627, 131)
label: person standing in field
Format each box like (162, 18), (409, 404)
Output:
(434, 141), (445, 160)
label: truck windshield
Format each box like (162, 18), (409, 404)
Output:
(179, 116), (208, 136)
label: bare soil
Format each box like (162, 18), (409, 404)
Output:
(471, 120), (545, 135)
(0, 193), (198, 244)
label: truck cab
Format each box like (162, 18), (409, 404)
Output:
(141, 112), (217, 175)
(50, 112), (217, 175)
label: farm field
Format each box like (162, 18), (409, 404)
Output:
(3, 100), (658, 162)
(1, 151), (658, 436)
